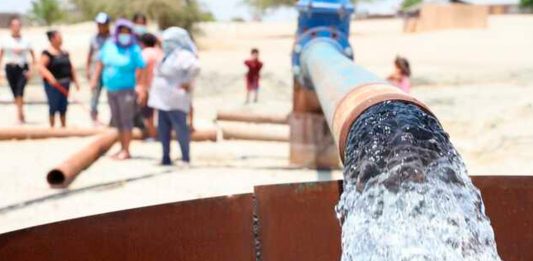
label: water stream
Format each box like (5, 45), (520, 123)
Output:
(336, 101), (501, 260)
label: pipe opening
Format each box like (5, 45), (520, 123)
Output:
(336, 101), (500, 260)
(47, 170), (66, 185)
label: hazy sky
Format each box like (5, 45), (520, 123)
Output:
(201, 0), (252, 21)
(0, 0), (254, 20)
(1, 0), (516, 22)
(0, 0), (33, 13)
(0, 0), (397, 21)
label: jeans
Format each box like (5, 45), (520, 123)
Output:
(44, 79), (70, 116)
(158, 110), (190, 163)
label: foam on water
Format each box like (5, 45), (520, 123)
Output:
(336, 101), (501, 261)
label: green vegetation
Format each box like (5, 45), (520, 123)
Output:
(521, 0), (533, 9)
(401, 0), (422, 11)
(31, 0), (66, 25)
(243, 0), (295, 12)
(69, 0), (214, 31)
(243, 0), (375, 15)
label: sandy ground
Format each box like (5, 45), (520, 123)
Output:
(0, 15), (532, 233)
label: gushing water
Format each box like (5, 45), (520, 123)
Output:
(336, 101), (501, 261)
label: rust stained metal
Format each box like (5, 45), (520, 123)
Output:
(0, 194), (255, 261)
(332, 83), (433, 163)
(217, 111), (289, 125)
(300, 41), (433, 164)
(255, 181), (343, 261)
(471, 176), (533, 261)
(254, 177), (533, 261)
(0, 127), (105, 141)
(188, 129), (218, 142)
(221, 126), (289, 142)
(132, 128), (218, 142)
(46, 130), (119, 188)
(1, 177), (531, 260)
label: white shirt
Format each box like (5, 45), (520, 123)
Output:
(1, 36), (32, 65)
(148, 49), (200, 112)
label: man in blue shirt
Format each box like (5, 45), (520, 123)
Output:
(91, 18), (147, 160)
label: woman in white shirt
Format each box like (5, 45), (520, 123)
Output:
(0, 17), (36, 124)
(148, 27), (200, 166)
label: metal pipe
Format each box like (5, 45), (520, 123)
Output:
(300, 40), (432, 162)
(221, 125), (289, 142)
(0, 194), (255, 260)
(0, 127), (105, 141)
(217, 111), (289, 125)
(46, 130), (119, 188)
(47, 128), (215, 188)
(131, 128), (218, 142)
(189, 129), (218, 142)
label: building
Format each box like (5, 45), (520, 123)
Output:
(0, 0), (31, 28)
(462, 0), (522, 14)
(403, 0), (522, 33)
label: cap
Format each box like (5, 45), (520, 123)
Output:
(95, 12), (111, 24)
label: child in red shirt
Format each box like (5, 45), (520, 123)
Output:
(244, 48), (263, 103)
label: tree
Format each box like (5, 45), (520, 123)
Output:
(243, 0), (294, 13)
(401, 0), (422, 11)
(521, 0), (533, 9)
(244, 0), (369, 16)
(31, 0), (65, 25)
(70, 0), (213, 32)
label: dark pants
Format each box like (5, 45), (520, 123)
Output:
(5, 64), (28, 98)
(158, 110), (190, 163)
(44, 79), (70, 116)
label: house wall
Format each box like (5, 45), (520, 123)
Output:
(0, 13), (18, 28)
(404, 3), (489, 33)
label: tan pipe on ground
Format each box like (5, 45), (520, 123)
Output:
(46, 130), (119, 188)
(46, 128), (216, 189)
(217, 111), (289, 124)
(132, 128), (218, 142)
(0, 127), (105, 141)
(221, 126), (289, 142)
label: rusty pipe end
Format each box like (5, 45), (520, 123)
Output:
(47, 169), (67, 188)
(333, 84), (434, 163)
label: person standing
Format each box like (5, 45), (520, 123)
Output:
(387, 56), (412, 93)
(138, 33), (163, 140)
(39, 30), (80, 128)
(86, 12), (112, 126)
(132, 12), (149, 38)
(91, 19), (147, 160)
(244, 48), (263, 103)
(0, 17), (36, 124)
(148, 27), (200, 166)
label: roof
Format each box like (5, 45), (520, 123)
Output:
(459, 0), (519, 4)
(425, 0), (519, 4)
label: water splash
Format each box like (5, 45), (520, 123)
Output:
(336, 101), (501, 261)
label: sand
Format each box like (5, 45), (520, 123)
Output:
(0, 15), (532, 233)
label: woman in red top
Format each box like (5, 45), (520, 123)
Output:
(244, 48), (263, 103)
